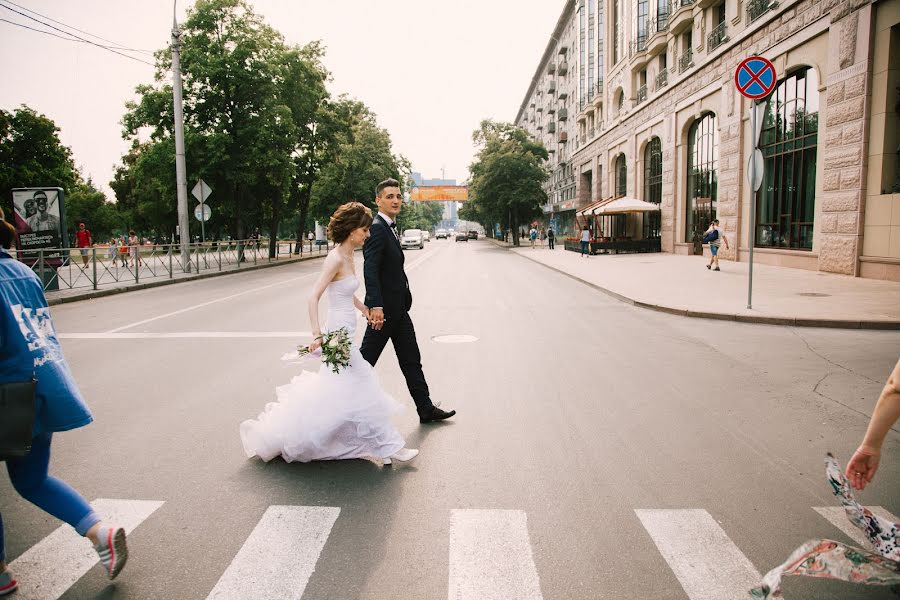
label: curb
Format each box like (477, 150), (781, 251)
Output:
(46, 253), (327, 306)
(493, 240), (900, 330)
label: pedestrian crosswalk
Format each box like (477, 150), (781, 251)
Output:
(6, 501), (896, 599)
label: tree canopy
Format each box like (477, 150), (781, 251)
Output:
(464, 119), (549, 245)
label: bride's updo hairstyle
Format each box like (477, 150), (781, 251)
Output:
(327, 201), (374, 244)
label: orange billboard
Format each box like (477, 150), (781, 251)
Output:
(409, 186), (468, 201)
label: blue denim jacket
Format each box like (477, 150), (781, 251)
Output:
(0, 250), (92, 434)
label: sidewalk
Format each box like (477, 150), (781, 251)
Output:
(494, 240), (900, 329)
(44, 251), (327, 306)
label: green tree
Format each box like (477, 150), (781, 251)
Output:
(310, 102), (403, 224)
(65, 179), (120, 241)
(0, 106), (79, 218)
(467, 119), (548, 246)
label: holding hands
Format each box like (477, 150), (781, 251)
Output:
(368, 307), (386, 331)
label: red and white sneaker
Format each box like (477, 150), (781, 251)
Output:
(0, 569), (17, 596)
(94, 526), (128, 580)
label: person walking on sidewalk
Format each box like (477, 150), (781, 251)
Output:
(0, 212), (129, 595)
(529, 227), (537, 249)
(547, 227), (555, 250)
(580, 223), (591, 257)
(704, 219), (729, 271)
(539, 227), (546, 248)
(74, 223), (92, 269)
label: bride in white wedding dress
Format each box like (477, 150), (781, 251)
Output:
(240, 202), (419, 465)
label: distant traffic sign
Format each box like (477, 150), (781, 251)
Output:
(192, 179), (212, 203)
(734, 56), (776, 100)
(194, 203), (211, 222)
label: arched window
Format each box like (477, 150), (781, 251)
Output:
(644, 137), (662, 238)
(615, 153), (627, 197)
(686, 113), (718, 243)
(755, 67), (819, 250)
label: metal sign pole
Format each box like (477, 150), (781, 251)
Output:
(748, 101), (757, 310)
(747, 100), (757, 309)
(200, 181), (205, 243)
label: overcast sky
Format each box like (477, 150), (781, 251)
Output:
(0, 0), (563, 197)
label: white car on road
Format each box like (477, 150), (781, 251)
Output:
(400, 228), (424, 250)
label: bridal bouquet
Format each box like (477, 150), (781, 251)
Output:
(298, 327), (351, 374)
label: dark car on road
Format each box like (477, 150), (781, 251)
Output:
(467, 231), (478, 240)
(455, 231), (468, 242)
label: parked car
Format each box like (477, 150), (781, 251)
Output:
(455, 231), (469, 242)
(401, 228), (425, 249)
(467, 230), (479, 240)
(435, 229), (449, 239)
(422, 231), (431, 242)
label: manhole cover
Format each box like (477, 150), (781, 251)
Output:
(432, 334), (479, 344)
(797, 292), (831, 297)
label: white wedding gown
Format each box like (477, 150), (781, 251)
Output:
(239, 275), (406, 462)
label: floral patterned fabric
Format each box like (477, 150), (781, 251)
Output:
(749, 454), (900, 598)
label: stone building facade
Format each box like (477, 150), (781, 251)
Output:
(516, 0), (900, 280)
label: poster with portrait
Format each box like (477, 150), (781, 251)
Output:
(12, 187), (67, 259)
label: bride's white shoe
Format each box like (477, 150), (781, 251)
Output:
(383, 448), (419, 465)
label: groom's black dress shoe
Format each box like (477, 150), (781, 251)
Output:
(419, 406), (456, 423)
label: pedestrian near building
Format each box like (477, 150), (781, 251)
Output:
(704, 219), (729, 271)
(547, 227), (555, 250)
(0, 211), (130, 594)
(540, 227), (546, 248)
(529, 227), (537, 249)
(74, 223), (92, 269)
(580, 223), (591, 257)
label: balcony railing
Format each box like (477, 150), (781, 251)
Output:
(548, 122), (557, 133)
(548, 82), (556, 94)
(747, 0), (776, 22)
(630, 35), (648, 57)
(707, 21), (728, 51)
(558, 61), (569, 76)
(579, 98), (586, 111)
(547, 63), (556, 75)
(657, 8), (670, 31)
(678, 48), (693, 73)
(655, 69), (668, 90)
(547, 106), (556, 114)
(636, 85), (648, 104)
(679, 0), (694, 6)
(559, 132), (569, 143)
(596, 79), (604, 95)
(558, 108), (569, 121)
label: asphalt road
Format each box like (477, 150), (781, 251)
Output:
(2, 239), (899, 599)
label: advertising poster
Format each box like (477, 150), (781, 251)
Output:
(12, 188), (66, 258)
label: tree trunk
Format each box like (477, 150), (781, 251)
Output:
(269, 214), (279, 259)
(294, 187), (311, 254)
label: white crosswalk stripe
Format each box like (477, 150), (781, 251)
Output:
(635, 509), (763, 600)
(813, 505), (899, 550)
(448, 509), (544, 600)
(8, 498), (163, 600)
(205, 505), (340, 600)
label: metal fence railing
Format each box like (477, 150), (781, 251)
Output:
(15, 238), (334, 294)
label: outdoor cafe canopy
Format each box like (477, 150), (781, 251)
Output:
(593, 197), (661, 215)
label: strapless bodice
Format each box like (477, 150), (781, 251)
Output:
(326, 275), (360, 334)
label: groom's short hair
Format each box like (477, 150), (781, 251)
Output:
(376, 178), (401, 197)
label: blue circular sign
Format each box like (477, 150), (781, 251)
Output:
(734, 56), (776, 100)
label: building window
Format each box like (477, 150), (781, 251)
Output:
(637, 0), (649, 47)
(579, 2), (586, 107)
(612, 0), (620, 63)
(686, 113), (718, 244)
(644, 137), (662, 238)
(756, 67), (819, 250)
(616, 153), (627, 197)
(597, 0), (605, 96)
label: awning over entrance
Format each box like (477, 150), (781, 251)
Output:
(576, 198), (615, 216)
(594, 197), (661, 214)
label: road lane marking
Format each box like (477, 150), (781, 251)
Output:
(813, 506), (899, 550)
(635, 509), (761, 600)
(59, 331), (313, 339)
(206, 506), (339, 600)
(106, 273), (316, 333)
(448, 509), (544, 600)
(9, 499), (164, 600)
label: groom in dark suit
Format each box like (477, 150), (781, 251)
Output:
(361, 178), (456, 423)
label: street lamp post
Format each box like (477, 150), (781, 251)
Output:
(171, 2), (191, 272)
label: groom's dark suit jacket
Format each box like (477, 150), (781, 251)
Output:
(363, 214), (412, 316)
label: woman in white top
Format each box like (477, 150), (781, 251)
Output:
(580, 224), (591, 257)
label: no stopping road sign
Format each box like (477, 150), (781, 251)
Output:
(734, 56), (776, 100)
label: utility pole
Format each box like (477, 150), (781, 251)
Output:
(171, 3), (191, 272)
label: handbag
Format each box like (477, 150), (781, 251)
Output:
(0, 379), (37, 460)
